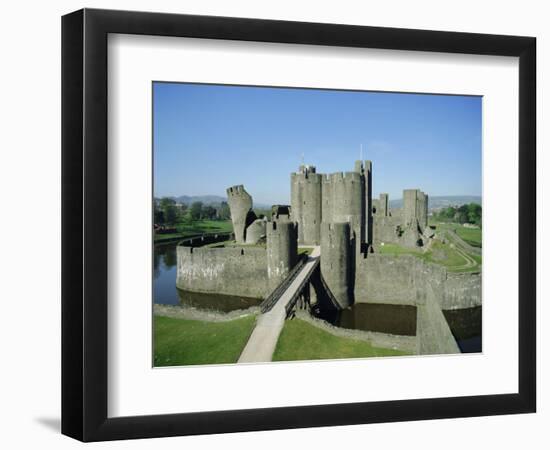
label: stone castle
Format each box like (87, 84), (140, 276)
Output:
(200, 161), (435, 310)
(176, 159), (481, 355)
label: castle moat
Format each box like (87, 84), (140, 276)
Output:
(154, 243), (262, 311)
(154, 242), (481, 351)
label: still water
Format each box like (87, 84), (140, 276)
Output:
(154, 243), (262, 312)
(314, 302), (481, 352)
(443, 306), (482, 353)
(313, 303), (417, 336)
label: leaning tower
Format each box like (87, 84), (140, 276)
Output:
(226, 185), (256, 244)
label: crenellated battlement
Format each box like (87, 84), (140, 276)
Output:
(226, 184), (247, 196)
(291, 172), (323, 183)
(323, 171), (362, 183)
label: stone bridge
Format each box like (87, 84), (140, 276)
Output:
(238, 247), (322, 363)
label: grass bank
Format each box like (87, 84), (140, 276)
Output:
(431, 222), (482, 247)
(154, 219), (233, 242)
(154, 314), (256, 367)
(272, 318), (408, 362)
(378, 239), (481, 273)
(455, 226), (482, 247)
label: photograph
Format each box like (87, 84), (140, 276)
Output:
(152, 82), (482, 367)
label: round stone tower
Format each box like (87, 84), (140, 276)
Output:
(320, 222), (352, 309)
(322, 171), (364, 262)
(290, 165), (322, 245)
(266, 220), (298, 291)
(245, 218), (267, 244)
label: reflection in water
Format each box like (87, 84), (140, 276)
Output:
(443, 306), (482, 353)
(163, 247), (177, 268)
(314, 303), (417, 336)
(176, 289), (261, 312)
(153, 243), (261, 312)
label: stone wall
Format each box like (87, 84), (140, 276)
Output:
(354, 253), (481, 310)
(355, 254), (418, 305)
(176, 246), (268, 299)
(373, 216), (402, 244)
(245, 218), (266, 244)
(416, 283), (461, 355)
(441, 272), (482, 310)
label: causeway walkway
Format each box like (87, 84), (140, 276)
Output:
(237, 246), (321, 363)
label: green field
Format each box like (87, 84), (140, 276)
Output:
(378, 239), (481, 273)
(454, 226), (482, 247)
(154, 219), (233, 242)
(272, 319), (408, 362)
(153, 314), (256, 366)
(431, 222), (482, 248)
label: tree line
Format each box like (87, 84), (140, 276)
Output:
(432, 203), (482, 227)
(154, 197), (231, 225)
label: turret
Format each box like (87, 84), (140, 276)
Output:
(403, 188), (428, 233)
(266, 220), (298, 291)
(290, 165), (322, 245)
(320, 222), (352, 309)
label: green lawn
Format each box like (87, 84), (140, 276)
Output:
(378, 243), (420, 256)
(154, 219), (233, 242)
(154, 314), (256, 367)
(272, 319), (408, 362)
(298, 247), (314, 255)
(431, 222), (482, 248)
(378, 239), (481, 273)
(455, 226), (482, 247)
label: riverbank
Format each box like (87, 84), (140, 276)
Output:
(273, 312), (411, 362)
(154, 218), (233, 243)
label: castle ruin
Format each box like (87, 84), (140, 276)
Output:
(176, 159), (481, 355)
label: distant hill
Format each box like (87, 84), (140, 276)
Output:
(389, 195), (481, 211)
(155, 194), (271, 209)
(174, 195), (226, 205)
(156, 194), (480, 211)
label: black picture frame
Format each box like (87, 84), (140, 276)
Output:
(61, 8), (536, 442)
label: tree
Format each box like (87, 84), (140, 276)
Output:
(153, 200), (164, 224)
(442, 206), (456, 220)
(218, 202), (231, 220)
(201, 205), (217, 220)
(189, 201), (203, 220)
(455, 204), (469, 224)
(467, 203), (482, 225)
(159, 197), (178, 224)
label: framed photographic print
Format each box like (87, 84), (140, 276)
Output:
(61, 8), (536, 442)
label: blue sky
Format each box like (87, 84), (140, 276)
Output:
(153, 82), (481, 205)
